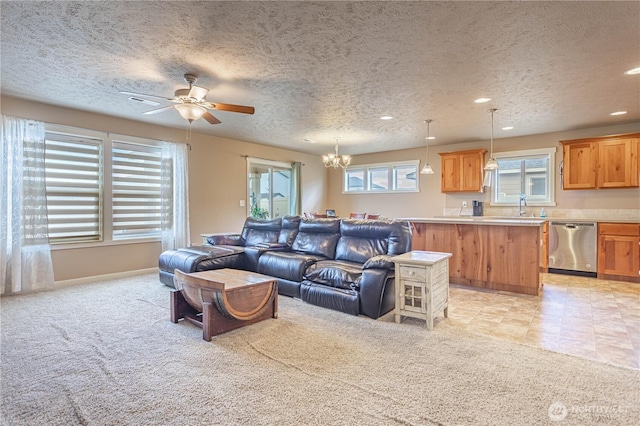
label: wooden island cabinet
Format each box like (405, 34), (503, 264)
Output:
(409, 218), (544, 296)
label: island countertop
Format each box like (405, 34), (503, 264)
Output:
(398, 216), (547, 226)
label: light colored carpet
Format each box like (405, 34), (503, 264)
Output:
(1, 273), (638, 425)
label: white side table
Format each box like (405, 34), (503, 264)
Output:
(392, 251), (452, 330)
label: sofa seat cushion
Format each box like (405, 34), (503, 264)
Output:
(304, 260), (363, 290)
(258, 251), (326, 282)
(300, 280), (360, 316)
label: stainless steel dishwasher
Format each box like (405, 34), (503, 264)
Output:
(548, 221), (598, 277)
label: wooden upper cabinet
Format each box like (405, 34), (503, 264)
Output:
(440, 153), (461, 192)
(598, 138), (638, 188)
(560, 133), (639, 190)
(562, 141), (597, 189)
(439, 149), (486, 193)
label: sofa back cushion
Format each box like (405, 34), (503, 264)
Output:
(241, 217), (282, 247)
(335, 219), (412, 263)
(278, 215), (302, 247)
(292, 218), (341, 258)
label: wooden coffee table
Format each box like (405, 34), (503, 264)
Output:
(171, 269), (278, 341)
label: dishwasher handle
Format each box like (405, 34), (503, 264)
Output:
(550, 222), (596, 228)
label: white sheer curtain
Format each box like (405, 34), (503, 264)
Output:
(1, 115), (55, 294)
(161, 141), (190, 251)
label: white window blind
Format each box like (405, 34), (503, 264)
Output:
(112, 141), (163, 239)
(45, 133), (103, 243)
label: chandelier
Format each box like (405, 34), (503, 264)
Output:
(322, 137), (351, 169)
(420, 119), (434, 174)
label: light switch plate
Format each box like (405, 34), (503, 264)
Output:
(240, 200), (245, 207)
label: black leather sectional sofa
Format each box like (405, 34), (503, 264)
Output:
(159, 216), (412, 319)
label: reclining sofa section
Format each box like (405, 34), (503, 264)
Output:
(159, 216), (412, 319)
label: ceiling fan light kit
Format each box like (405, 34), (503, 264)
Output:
(175, 103), (206, 123)
(121, 73), (254, 125)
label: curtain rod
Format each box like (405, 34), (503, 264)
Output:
(241, 154), (303, 166)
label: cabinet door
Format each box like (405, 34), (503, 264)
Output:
(440, 154), (461, 192)
(486, 226), (540, 290)
(597, 138), (638, 188)
(563, 142), (597, 189)
(460, 151), (484, 191)
(540, 221), (549, 269)
(598, 235), (640, 277)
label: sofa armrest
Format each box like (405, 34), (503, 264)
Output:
(362, 254), (395, 270)
(206, 233), (242, 246)
(359, 268), (394, 319)
(255, 242), (288, 250)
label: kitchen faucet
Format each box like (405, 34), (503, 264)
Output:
(518, 194), (527, 216)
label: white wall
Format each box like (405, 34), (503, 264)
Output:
(328, 122), (640, 219)
(2, 96), (327, 281)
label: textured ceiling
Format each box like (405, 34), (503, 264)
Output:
(1, 1), (639, 155)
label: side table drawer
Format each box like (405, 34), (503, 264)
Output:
(399, 265), (426, 281)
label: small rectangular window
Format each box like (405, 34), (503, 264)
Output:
(345, 169), (365, 192)
(394, 165), (418, 190)
(45, 133), (103, 243)
(112, 141), (163, 239)
(368, 167), (389, 191)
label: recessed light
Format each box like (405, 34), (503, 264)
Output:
(380, 115), (394, 120)
(610, 111), (628, 116)
(474, 98), (491, 103)
(625, 67), (640, 75)
(302, 138), (317, 143)
(502, 126), (514, 130)
(425, 136), (436, 140)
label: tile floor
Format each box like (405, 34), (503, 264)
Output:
(439, 273), (640, 369)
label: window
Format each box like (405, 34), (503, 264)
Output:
(111, 141), (163, 239)
(246, 157), (297, 219)
(491, 148), (556, 206)
(45, 125), (169, 245)
(345, 169), (365, 192)
(45, 132), (103, 243)
(368, 167), (389, 191)
(343, 160), (419, 193)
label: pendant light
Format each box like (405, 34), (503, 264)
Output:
(420, 119), (434, 174)
(484, 108), (499, 171)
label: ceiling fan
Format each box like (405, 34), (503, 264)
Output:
(120, 73), (255, 125)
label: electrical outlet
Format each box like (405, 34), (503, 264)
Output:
(462, 201), (467, 208)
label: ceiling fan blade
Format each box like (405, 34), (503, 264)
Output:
(143, 105), (176, 115)
(209, 102), (255, 115)
(202, 111), (222, 125)
(187, 85), (209, 101)
(119, 91), (175, 102)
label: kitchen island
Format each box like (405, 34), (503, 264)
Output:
(403, 217), (546, 296)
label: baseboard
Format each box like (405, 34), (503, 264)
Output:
(54, 268), (158, 289)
